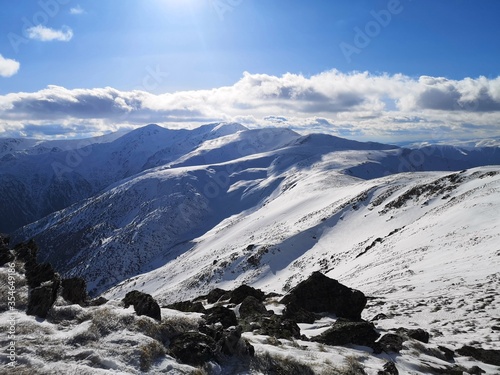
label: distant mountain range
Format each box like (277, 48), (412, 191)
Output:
(1, 123), (498, 300)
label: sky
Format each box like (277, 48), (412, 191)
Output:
(0, 0), (500, 143)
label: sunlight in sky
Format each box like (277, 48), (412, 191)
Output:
(0, 1), (499, 141)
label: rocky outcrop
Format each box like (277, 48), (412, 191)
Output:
(61, 277), (89, 306)
(204, 306), (238, 328)
(169, 332), (216, 366)
(166, 300), (206, 313)
(239, 296), (268, 319)
(280, 271), (367, 320)
(311, 318), (380, 348)
(378, 361), (399, 375)
(457, 345), (500, 366)
(27, 277), (60, 318)
(122, 290), (161, 321)
(229, 285), (265, 304)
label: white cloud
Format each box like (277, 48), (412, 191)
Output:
(27, 25), (73, 42)
(70, 5), (85, 15)
(1, 71), (500, 142)
(0, 55), (20, 77)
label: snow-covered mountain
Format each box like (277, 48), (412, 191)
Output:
(2, 123), (500, 374)
(9, 124), (500, 299)
(0, 123), (254, 233)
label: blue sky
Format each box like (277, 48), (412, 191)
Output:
(1, 0), (500, 142)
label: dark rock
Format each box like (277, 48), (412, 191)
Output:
(24, 260), (57, 289)
(406, 328), (430, 343)
(169, 332), (216, 366)
(27, 278), (60, 318)
(280, 271), (367, 320)
(371, 313), (389, 321)
(377, 333), (405, 353)
(167, 300), (206, 313)
(457, 345), (500, 366)
(61, 277), (89, 306)
(89, 296), (108, 306)
(438, 345), (455, 361)
(205, 288), (230, 304)
(258, 315), (301, 340)
(13, 239), (38, 262)
(239, 296), (268, 319)
(0, 235), (14, 266)
(204, 306), (238, 328)
(216, 325), (254, 358)
(312, 319), (380, 347)
(122, 290), (161, 321)
(378, 361), (399, 375)
(229, 285), (265, 304)
(0, 247), (14, 266)
(469, 366), (486, 374)
(282, 301), (317, 324)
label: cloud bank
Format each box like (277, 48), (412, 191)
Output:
(1, 70), (500, 142)
(0, 55), (20, 77)
(27, 25), (73, 42)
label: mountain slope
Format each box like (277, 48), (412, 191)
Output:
(0, 123), (251, 233)
(11, 125), (500, 298)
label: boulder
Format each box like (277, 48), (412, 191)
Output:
(169, 332), (216, 366)
(457, 345), (500, 366)
(280, 271), (366, 320)
(24, 260), (57, 289)
(167, 300), (206, 313)
(205, 288), (231, 304)
(257, 315), (301, 340)
(89, 296), (108, 306)
(396, 327), (429, 343)
(204, 306), (238, 328)
(27, 278), (60, 318)
(229, 285), (265, 304)
(61, 277), (89, 306)
(122, 291), (161, 321)
(437, 345), (455, 361)
(282, 301), (317, 324)
(378, 361), (399, 375)
(377, 333), (405, 353)
(13, 239), (38, 262)
(216, 326), (254, 358)
(312, 319), (380, 348)
(0, 235), (13, 266)
(239, 296), (268, 319)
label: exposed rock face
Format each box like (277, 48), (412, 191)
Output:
(204, 306), (238, 328)
(229, 285), (265, 304)
(169, 332), (216, 366)
(61, 277), (89, 306)
(376, 333), (405, 353)
(27, 278), (60, 318)
(166, 300), (206, 313)
(122, 290), (161, 321)
(0, 235), (14, 266)
(282, 301), (317, 324)
(457, 345), (500, 366)
(396, 327), (430, 343)
(312, 319), (380, 348)
(378, 361), (399, 375)
(257, 316), (301, 340)
(239, 296), (268, 319)
(205, 288), (230, 304)
(280, 271), (367, 320)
